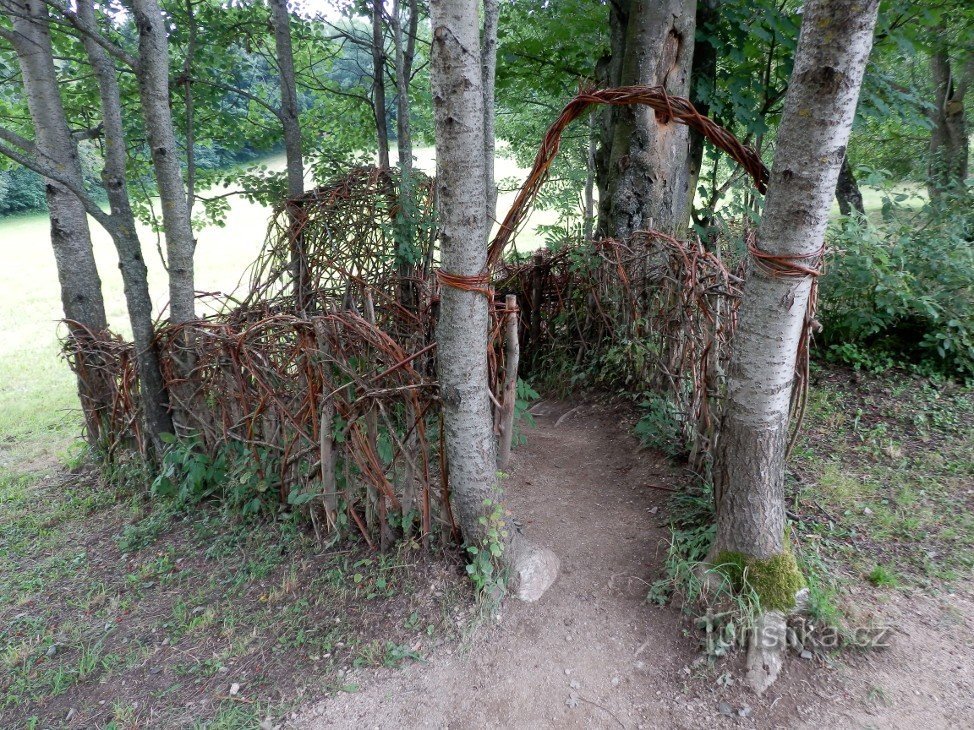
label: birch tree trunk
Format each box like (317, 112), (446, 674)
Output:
(77, 0), (174, 449)
(480, 0), (499, 222)
(5, 0), (110, 435)
(371, 0), (391, 169)
(598, 0), (697, 238)
(269, 0), (304, 198)
(132, 0), (196, 323)
(430, 0), (558, 601)
(927, 41), (971, 203)
(713, 0), (879, 563)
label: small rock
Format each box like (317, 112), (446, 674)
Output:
(512, 545), (560, 602)
(863, 507), (873, 516)
(65, 708), (76, 722)
(800, 650), (813, 660)
(46, 644), (57, 657)
(260, 719), (275, 730)
(611, 676), (621, 687)
(564, 668), (572, 675)
(746, 611), (787, 695)
(649, 506), (659, 515)
(738, 705), (753, 719)
(717, 702), (733, 717)
(230, 683), (241, 696)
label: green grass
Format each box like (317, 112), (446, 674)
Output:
(792, 369), (974, 586)
(0, 466), (471, 726)
(650, 366), (971, 658)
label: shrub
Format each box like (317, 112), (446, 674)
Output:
(151, 434), (286, 518)
(0, 166), (47, 215)
(820, 184), (974, 379)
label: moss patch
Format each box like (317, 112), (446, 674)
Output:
(713, 550), (806, 612)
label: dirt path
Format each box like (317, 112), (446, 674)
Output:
(293, 400), (974, 729)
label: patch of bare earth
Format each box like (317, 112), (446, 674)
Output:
(294, 400), (974, 729)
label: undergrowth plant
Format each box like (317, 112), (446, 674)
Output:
(464, 497), (509, 600)
(648, 481), (856, 661)
(151, 435), (284, 517)
(511, 378), (540, 448)
(634, 393), (686, 458)
(821, 180), (973, 379)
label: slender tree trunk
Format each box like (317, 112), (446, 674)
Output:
(688, 0), (719, 223)
(594, 0), (629, 234)
(6, 0), (111, 437)
(269, 0), (304, 198)
(584, 110), (596, 242)
(8, 0), (107, 332)
(713, 0), (879, 561)
(269, 0), (307, 308)
(391, 0), (417, 176)
(481, 0), (499, 222)
(182, 0), (197, 218)
(835, 152), (865, 217)
(430, 0), (557, 601)
(598, 0), (697, 238)
(371, 0), (391, 169)
(391, 0), (418, 306)
(77, 0), (174, 450)
(132, 0), (196, 323)
(927, 41), (970, 203)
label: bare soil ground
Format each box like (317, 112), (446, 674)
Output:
(3, 379), (972, 728)
(294, 400), (974, 729)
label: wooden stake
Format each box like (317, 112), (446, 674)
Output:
(497, 294), (520, 470)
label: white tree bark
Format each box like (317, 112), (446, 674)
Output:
(430, 0), (557, 601)
(132, 0), (196, 323)
(480, 0), (498, 222)
(713, 0), (880, 559)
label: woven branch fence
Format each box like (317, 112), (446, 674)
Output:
(65, 87), (768, 544)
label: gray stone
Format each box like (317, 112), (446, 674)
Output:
(745, 611), (787, 695)
(513, 546), (560, 602)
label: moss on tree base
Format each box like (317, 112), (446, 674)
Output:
(713, 550), (806, 612)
